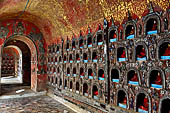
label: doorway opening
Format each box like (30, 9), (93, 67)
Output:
(1, 36), (38, 95)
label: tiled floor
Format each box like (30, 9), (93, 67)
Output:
(0, 96), (76, 113)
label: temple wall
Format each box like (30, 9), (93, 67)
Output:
(47, 4), (170, 113)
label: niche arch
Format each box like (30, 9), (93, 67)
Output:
(157, 38), (170, 60)
(143, 13), (161, 36)
(134, 41), (149, 61)
(126, 68), (141, 86)
(135, 90), (152, 113)
(116, 44), (128, 62)
(108, 25), (118, 43)
(96, 31), (104, 46)
(159, 96), (170, 113)
(92, 84), (99, 99)
(87, 33), (93, 47)
(116, 88), (129, 109)
(124, 21), (137, 40)
(92, 50), (98, 62)
(83, 82), (88, 96)
(110, 67), (120, 83)
(88, 67), (94, 79)
(98, 68), (105, 80)
(2, 35), (39, 91)
(147, 67), (165, 89)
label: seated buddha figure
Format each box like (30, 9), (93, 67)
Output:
(101, 73), (104, 78)
(137, 47), (146, 58)
(151, 20), (157, 31)
(81, 72), (84, 76)
(129, 27), (134, 36)
(120, 50), (126, 58)
(131, 72), (138, 82)
(113, 33), (117, 39)
(122, 97), (127, 105)
(153, 72), (162, 85)
(163, 44), (170, 56)
(94, 90), (98, 95)
(77, 57), (80, 60)
(139, 96), (148, 111)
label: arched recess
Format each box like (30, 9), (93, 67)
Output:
(117, 46), (127, 62)
(157, 38), (170, 60)
(98, 68), (104, 80)
(126, 68), (141, 86)
(110, 67), (120, 83)
(135, 90), (152, 113)
(143, 13), (161, 36)
(83, 82), (88, 96)
(1, 45), (22, 84)
(92, 84), (99, 100)
(124, 21), (137, 40)
(134, 42), (148, 61)
(116, 89), (129, 109)
(0, 19), (47, 93)
(108, 26), (118, 43)
(80, 67), (84, 78)
(75, 81), (80, 93)
(1, 35), (38, 92)
(147, 67), (165, 89)
(159, 96), (170, 113)
(88, 68), (93, 79)
(92, 51), (98, 62)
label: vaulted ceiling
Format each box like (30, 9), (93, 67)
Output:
(0, 0), (169, 44)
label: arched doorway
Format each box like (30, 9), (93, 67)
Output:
(1, 45), (22, 84)
(1, 35), (38, 94)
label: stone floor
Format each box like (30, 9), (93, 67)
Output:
(0, 96), (76, 113)
(1, 84), (33, 95)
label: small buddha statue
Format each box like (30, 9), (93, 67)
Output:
(129, 27), (134, 35)
(131, 72), (138, 81)
(123, 97), (127, 104)
(163, 44), (170, 56)
(151, 20), (157, 31)
(77, 57), (80, 60)
(101, 73), (104, 78)
(81, 72), (84, 76)
(94, 90), (98, 95)
(154, 72), (162, 85)
(139, 96), (148, 111)
(113, 33), (117, 39)
(137, 47), (146, 58)
(120, 50), (126, 58)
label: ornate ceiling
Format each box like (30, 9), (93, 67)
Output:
(0, 0), (169, 44)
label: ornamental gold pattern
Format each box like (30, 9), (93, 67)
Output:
(0, 0), (169, 43)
